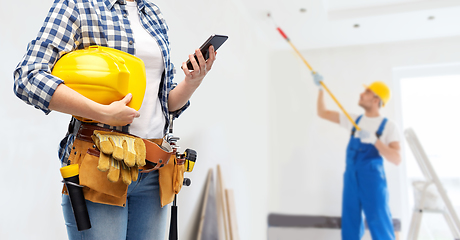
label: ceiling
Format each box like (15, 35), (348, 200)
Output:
(242, 0), (460, 50)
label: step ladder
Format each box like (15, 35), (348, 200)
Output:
(404, 128), (460, 240)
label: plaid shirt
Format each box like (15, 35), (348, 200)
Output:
(13, 0), (189, 164)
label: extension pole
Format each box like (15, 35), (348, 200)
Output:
(275, 26), (360, 131)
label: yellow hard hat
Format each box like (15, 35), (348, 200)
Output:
(363, 81), (391, 107)
(52, 45), (146, 111)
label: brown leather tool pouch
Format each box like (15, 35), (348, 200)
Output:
(158, 154), (185, 207)
(62, 119), (179, 207)
(63, 138), (128, 207)
(159, 154), (176, 207)
(173, 161), (185, 195)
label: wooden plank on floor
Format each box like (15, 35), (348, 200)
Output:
(217, 165), (230, 240)
(226, 189), (239, 240)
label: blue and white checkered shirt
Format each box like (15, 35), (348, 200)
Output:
(13, 0), (189, 164)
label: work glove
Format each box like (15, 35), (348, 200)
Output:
(312, 72), (323, 88)
(357, 130), (378, 145)
(91, 130), (146, 185)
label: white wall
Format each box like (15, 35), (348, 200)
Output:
(0, 1), (71, 239)
(1, 0), (270, 239)
(157, 0), (271, 239)
(268, 35), (460, 238)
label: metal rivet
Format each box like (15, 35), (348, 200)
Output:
(93, 145), (96, 149)
(74, 152), (77, 155)
(129, 40), (133, 45)
(73, 146), (76, 150)
(159, 159), (162, 163)
(123, 14), (127, 18)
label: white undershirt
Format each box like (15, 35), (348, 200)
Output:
(339, 113), (401, 145)
(126, 1), (166, 139)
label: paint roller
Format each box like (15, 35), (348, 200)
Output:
(268, 13), (360, 131)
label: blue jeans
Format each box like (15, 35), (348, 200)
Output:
(62, 170), (168, 240)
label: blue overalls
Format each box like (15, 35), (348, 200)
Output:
(341, 115), (395, 240)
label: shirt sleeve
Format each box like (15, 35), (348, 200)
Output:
(147, 4), (190, 119)
(339, 112), (359, 132)
(167, 63), (190, 118)
(13, 0), (80, 114)
(381, 120), (401, 145)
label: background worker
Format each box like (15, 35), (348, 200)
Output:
(13, 0), (216, 239)
(313, 73), (401, 240)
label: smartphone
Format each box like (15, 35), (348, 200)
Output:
(184, 34), (228, 70)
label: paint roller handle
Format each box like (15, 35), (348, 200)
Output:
(276, 27), (289, 40)
(275, 26), (315, 72)
(320, 81), (361, 131)
(273, 23), (359, 130)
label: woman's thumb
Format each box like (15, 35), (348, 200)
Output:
(122, 93), (133, 105)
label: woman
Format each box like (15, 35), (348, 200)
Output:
(13, 0), (216, 239)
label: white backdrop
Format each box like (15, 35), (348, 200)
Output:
(0, 0), (270, 239)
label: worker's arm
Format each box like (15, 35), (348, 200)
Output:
(317, 89), (340, 124)
(169, 46), (216, 111)
(375, 140), (401, 166)
(49, 84), (140, 126)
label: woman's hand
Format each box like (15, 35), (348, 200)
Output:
(181, 45), (216, 88)
(168, 45), (217, 111)
(100, 93), (140, 126)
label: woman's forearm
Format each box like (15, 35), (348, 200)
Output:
(168, 79), (200, 112)
(49, 84), (140, 126)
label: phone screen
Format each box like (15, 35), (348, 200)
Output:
(185, 34), (228, 70)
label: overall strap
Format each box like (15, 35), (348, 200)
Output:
(376, 118), (388, 138)
(350, 115), (363, 137)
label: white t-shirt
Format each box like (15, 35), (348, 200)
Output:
(339, 113), (401, 145)
(126, 1), (166, 139)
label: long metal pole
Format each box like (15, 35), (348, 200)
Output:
(274, 25), (360, 131)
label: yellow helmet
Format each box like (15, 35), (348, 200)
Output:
(363, 81), (391, 107)
(52, 45), (146, 111)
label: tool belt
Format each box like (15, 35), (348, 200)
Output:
(73, 121), (173, 170)
(62, 119), (183, 207)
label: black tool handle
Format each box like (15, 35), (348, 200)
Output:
(64, 175), (91, 231)
(169, 204), (178, 240)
